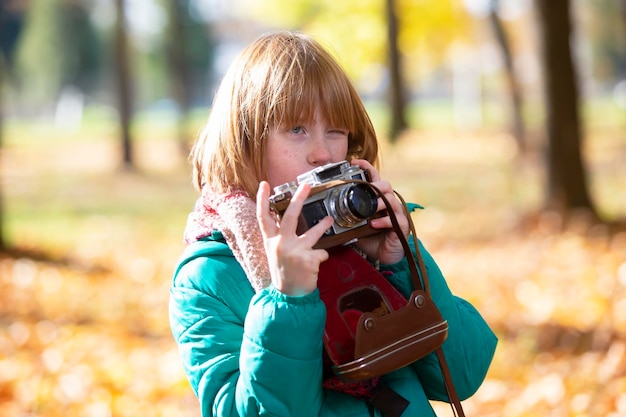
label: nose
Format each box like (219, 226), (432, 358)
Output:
(307, 135), (332, 167)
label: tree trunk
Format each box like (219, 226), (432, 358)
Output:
(0, 0), (26, 252)
(535, 0), (597, 217)
(489, 0), (526, 153)
(385, 0), (407, 142)
(622, 0), (626, 71)
(0, 57), (5, 251)
(114, 0), (133, 168)
(166, 0), (193, 157)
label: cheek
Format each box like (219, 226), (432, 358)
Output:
(266, 147), (301, 188)
(331, 138), (350, 160)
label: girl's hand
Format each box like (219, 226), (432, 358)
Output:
(257, 181), (335, 296)
(350, 159), (409, 265)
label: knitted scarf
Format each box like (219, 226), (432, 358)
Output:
(183, 186), (271, 292)
(183, 186), (380, 400)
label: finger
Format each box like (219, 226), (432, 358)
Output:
(256, 181), (276, 237)
(369, 181), (393, 214)
(314, 247), (330, 264)
(381, 191), (400, 214)
(371, 193), (409, 236)
(300, 215), (334, 246)
(278, 183), (312, 232)
(370, 189), (401, 222)
(351, 159), (380, 182)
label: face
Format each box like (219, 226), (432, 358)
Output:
(266, 109), (349, 189)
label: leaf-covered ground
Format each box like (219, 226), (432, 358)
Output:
(1, 129), (625, 416)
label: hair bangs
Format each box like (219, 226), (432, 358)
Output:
(318, 75), (358, 132)
(191, 31), (380, 197)
(267, 45), (356, 133)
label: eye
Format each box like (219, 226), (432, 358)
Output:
(329, 129), (349, 137)
(290, 126), (304, 134)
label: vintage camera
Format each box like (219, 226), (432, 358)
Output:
(269, 161), (382, 249)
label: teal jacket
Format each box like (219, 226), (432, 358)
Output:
(169, 231), (497, 416)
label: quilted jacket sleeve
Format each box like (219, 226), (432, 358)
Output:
(381, 237), (498, 402)
(169, 241), (327, 417)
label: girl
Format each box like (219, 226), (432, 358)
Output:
(169, 31), (497, 416)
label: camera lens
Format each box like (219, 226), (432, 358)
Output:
(332, 184), (378, 228)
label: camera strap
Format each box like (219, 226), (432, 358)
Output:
(318, 180), (465, 417)
(373, 184), (465, 417)
(372, 184), (466, 417)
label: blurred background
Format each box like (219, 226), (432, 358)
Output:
(0, 0), (625, 416)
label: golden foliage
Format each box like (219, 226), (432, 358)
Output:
(1, 128), (625, 416)
(0, 254), (199, 417)
(2, 207), (625, 416)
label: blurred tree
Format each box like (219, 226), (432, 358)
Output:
(386, 0), (408, 142)
(587, 0), (626, 84)
(0, 0), (27, 251)
(15, 0), (101, 108)
(14, 0), (63, 106)
(166, 0), (193, 157)
(488, 0), (526, 153)
(59, 1), (101, 91)
(239, 0), (470, 136)
(397, 0), (472, 72)
(165, 0), (215, 156)
(0, 51), (5, 253)
(534, 0), (597, 219)
(114, 0), (134, 168)
(239, 0), (386, 86)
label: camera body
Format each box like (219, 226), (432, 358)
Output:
(269, 161), (381, 249)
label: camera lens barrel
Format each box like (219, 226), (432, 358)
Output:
(331, 184), (378, 228)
